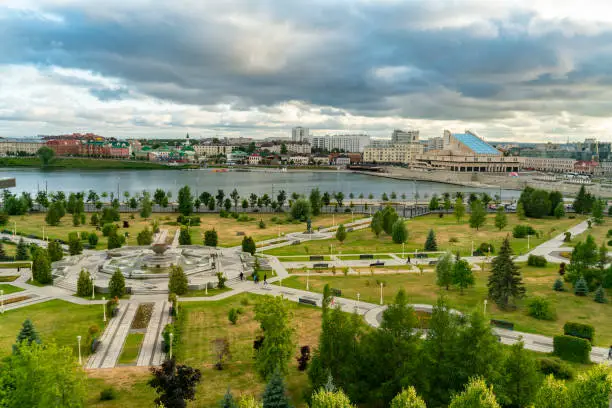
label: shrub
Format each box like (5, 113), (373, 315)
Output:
(527, 254), (548, 267)
(608, 239), (612, 247)
(237, 214), (250, 222)
(88, 233), (99, 247)
(228, 308), (239, 325)
(219, 209), (230, 218)
(258, 220), (266, 229)
(296, 345), (311, 371)
(513, 225), (536, 238)
(594, 286), (607, 303)
(528, 297), (555, 320)
(478, 242), (494, 254)
(161, 324), (178, 353)
(574, 276), (589, 296)
(553, 278), (564, 291)
(607, 229), (612, 238)
(563, 232), (571, 242)
(102, 223), (117, 237)
(538, 357), (574, 380)
(176, 215), (201, 226)
(553, 335), (591, 364)
(80, 231), (89, 241)
(99, 387), (118, 401)
(564, 322), (595, 342)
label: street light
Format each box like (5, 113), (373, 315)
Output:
(483, 299), (488, 315)
(527, 234), (531, 251)
(357, 292), (360, 304)
(402, 242), (405, 259)
(306, 269), (310, 291)
(77, 335), (82, 365)
(169, 332), (174, 359)
(1, 289), (4, 314)
(102, 297), (106, 322)
(380, 282), (383, 305)
(91, 272), (95, 300)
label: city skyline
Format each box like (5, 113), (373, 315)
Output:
(2, 1), (612, 142)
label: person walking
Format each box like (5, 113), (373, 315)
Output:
(608, 345), (612, 360)
(406, 256), (411, 264)
(239, 271), (244, 281)
(263, 273), (268, 287)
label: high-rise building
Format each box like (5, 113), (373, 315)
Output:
(310, 134), (371, 152)
(291, 126), (309, 142)
(391, 129), (419, 144)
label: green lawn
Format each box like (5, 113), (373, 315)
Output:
(181, 286), (233, 297)
(0, 284), (24, 295)
(278, 262), (612, 346)
(117, 333), (145, 365)
(0, 262), (31, 269)
(0, 276), (18, 282)
(264, 214), (585, 257)
(0, 157), (186, 170)
(568, 219), (610, 247)
(0, 299), (104, 358)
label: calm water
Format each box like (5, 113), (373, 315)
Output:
(2, 168), (519, 199)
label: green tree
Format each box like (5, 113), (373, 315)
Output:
(574, 276), (589, 296)
(391, 220), (408, 244)
(220, 388), (238, 408)
(569, 364), (612, 408)
(598, 242), (608, 271)
(497, 341), (540, 408)
(424, 229), (437, 251)
(230, 188), (240, 211)
(168, 265), (188, 295)
(436, 252), (454, 290)
(428, 195), (440, 211)
(454, 197), (465, 223)
(137, 227), (153, 245)
(553, 202), (566, 219)
(208, 196), (216, 211)
(382, 207), (399, 235)
(32, 247), (52, 284)
(309, 188), (322, 216)
(108, 269), (125, 298)
(242, 236), (256, 255)
(76, 269), (93, 297)
(573, 185), (595, 215)
(36, 146), (55, 166)
(88, 233), (99, 247)
(45, 200), (64, 226)
(140, 193), (152, 219)
(224, 198), (232, 211)
(469, 199), (486, 230)
(262, 368), (292, 408)
(290, 198), (312, 221)
(311, 388), (355, 408)
(452, 259), (474, 294)
(47, 240), (63, 262)
(15, 238), (28, 260)
(280, 143), (288, 155)
(448, 378), (500, 408)
(216, 189), (226, 207)
(494, 207), (507, 231)
(533, 375), (570, 408)
(516, 201), (526, 220)
(13, 319), (41, 352)
(443, 196), (452, 214)
(107, 231), (123, 250)
(336, 224), (347, 243)
(592, 199), (604, 224)
(371, 211), (383, 238)
(1, 342), (86, 407)
(205, 229), (219, 247)
(254, 297), (294, 379)
(488, 237), (525, 310)
(68, 231), (83, 255)
(154, 188), (167, 206)
(334, 192), (344, 207)
(566, 235), (598, 285)
(178, 227), (192, 245)
(322, 192), (331, 206)
(390, 387), (426, 408)
(594, 285), (607, 303)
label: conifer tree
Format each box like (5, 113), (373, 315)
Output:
(262, 368), (292, 408)
(574, 276), (589, 296)
(220, 388), (238, 408)
(15, 238), (28, 260)
(488, 237), (525, 310)
(47, 240), (63, 262)
(32, 248), (52, 284)
(391, 220), (408, 244)
(533, 375), (570, 408)
(594, 285), (607, 303)
(497, 341), (540, 407)
(390, 387), (427, 408)
(449, 378), (500, 408)
(13, 319), (41, 353)
(109, 269), (125, 298)
(76, 269), (93, 297)
(371, 211), (383, 237)
(424, 229), (437, 251)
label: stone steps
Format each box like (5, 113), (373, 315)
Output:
(86, 302), (137, 369)
(150, 302), (172, 366)
(136, 301), (167, 366)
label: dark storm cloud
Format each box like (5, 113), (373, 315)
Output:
(2, 1), (612, 122)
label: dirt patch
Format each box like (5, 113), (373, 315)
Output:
(86, 366), (150, 389)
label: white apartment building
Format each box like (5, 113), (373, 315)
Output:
(248, 154), (262, 165)
(267, 142), (311, 155)
(518, 157), (575, 173)
(391, 129), (419, 144)
(194, 144), (235, 157)
(289, 156), (309, 165)
(426, 137), (444, 151)
(311, 134), (371, 152)
(363, 143), (423, 164)
(0, 138), (45, 155)
(292, 127), (309, 142)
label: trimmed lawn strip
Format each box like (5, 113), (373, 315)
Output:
(0, 262), (31, 269)
(117, 333), (145, 365)
(0, 276), (18, 282)
(181, 287), (232, 298)
(0, 284), (24, 295)
(337, 254), (393, 260)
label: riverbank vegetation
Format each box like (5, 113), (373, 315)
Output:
(0, 157), (190, 170)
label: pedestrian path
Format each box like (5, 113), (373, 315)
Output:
(87, 302), (138, 369)
(150, 302), (172, 366)
(137, 301), (167, 366)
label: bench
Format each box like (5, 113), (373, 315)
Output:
(236, 231), (245, 236)
(313, 263), (328, 268)
(415, 253), (428, 259)
(298, 297), (317, 306)
(359, 254), (374, 260)
(490, 319), (514, 330)
(428, 260), (438, 266)
(310, 255), (325, 261)
(370, 261), (385, 267)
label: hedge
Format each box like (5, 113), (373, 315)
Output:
(553, 335), (591, 364)
(527, 254), (547, 267)
(512, 225), (536, 238)
(537, 357), (574, 380)
(563, 321), (595, 343)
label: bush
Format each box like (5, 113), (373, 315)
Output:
(564, 322), (595, 342)
(607, 229), (612, 238)
(553, 278), (564, 291)
(538, 357), (574, 380)
(478, 242), (494, 254)
(553, 335), (591, 364)
(176, 215), (201, 226)
(161, 324), (178, 353)
(80, 231), (89, 241)
(527, 254), (548, 267)
(99, 387), (118, 401)
(608, 239), (612, 247)
(88, 233), (99, 247)
(594, 286), (607, 303)
(237, 214), (250, 222)
(513, 225), (536, 238)
(574, 276), (589, 296)
(259, 220), (266, 229)
(102, 223), (117, 237)
(228, 308), (239, 325)
(219, 209), (230, 218)
(527, 297), (555, 320)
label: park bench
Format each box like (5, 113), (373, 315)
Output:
(299, 297), (317, 306)
(310, 255), (324, 261)
(370, 261), (385, 267)
(360, 254), (374, 259)
(313, 263), (328, 268)
(490, 319), (514, 330)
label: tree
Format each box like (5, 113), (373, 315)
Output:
(497, 341), (540, 408)
(37, 146), (55, 166)
(241, 199), (248, 210)
(15, 238), (28, 260)
(242, 236), (256, 255)
(168, 265), (188, 295)
(149, 358), (202, 408)
(290, 198), (312, 221)
(336, 224), (347, 243)
(109, 269), (125, 298)
(220, 388), (238, 408)
(443, 196), (452, 214)
(178, 227), (191, 245)
(574, 276), (589, 296)
(277, 190), (287, 210)
(594, 285), (607, 303)
(554, 202), (565, 219)
(249, 193), (258, 209)
(566, 235), (598, 285)
(569, 364), (612, 408)
(573, 185), (595, 215)
(533, 375), (570, 408)
(205, 229), (218, 247)
(371, 211), (383, 237)
(76, 269), (93, 297)
(516, 201), (526, 220)
(280, 143), (288, 155)
(254, 297), (294, 379)
(311, 388), (355, 408)
(592, 199), (604, 224)
(47, 240), (63, 262)
(390, 387), (426, 408)
(391, 220), (408, 244)
(310, 188), (322, 216)
(494, 206), (507, 231)
(424, 229), (437, 251)
(262, 368), (292, 408)
(137, 227), (154, 245)
(45, 200), (64, 226)
(334, 192), (344, 207)
(382, 207), (399, 235)
(454, 197), (465, 222)
(428, 195), (440, 211)
(68, 231), (83, 255)
(598, 242), (609, 271)
(436, 252), (454, 290)
(488, 237), (525, 310)
(140, 193), (153, 219)
(448, 378), (500, 408)
(230, 188), (240, 211)
(216, 189), (225, 207)
(469, 199), (486, 230)
(107, 231), (123, 250)
(14, 319), (41, 351)
(2, 342), (86, 407)
(153, 189), (167, 206)
(32, 248), (52, 284)
(322, 192), (331, 206)
(224, 198), (232, 211)
(452, 259), (474, 294)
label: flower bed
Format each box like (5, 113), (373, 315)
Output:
(3, 295), (32, 306)
(131, 303), (154, 330)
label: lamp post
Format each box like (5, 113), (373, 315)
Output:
(169, 332), (174, 359)
(1, 289), (4, 314)
(471, 240), (474, 255)
(483, 299), (488, 315)
(306, 269), (310, 291)
(77, 335), (82, 365)
(527, 234), (530, 251)
(402, 242), (405, 259)
(380, 282), (383, 305)
(91, 272), (95, 300)
(102, 297), (106, 322)
(357, 292), (360, 304)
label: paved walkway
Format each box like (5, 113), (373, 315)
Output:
(515, 220), (589, 263)
(87, 302), (138, 369)
(137, 301), (169, 366)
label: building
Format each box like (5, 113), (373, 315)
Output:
(46, 139), (82, 156)
(334, 156), (351, 166)
(574, 160), (599, 175)
(311, 134), (371, 153)
(291, 127), (309, 142)
(248, 153), (262, 165)
(426, 137), (444, 152)
(391, 129), (419, 144)
(518, 157), (575, 173)
(363, 143), (423, 164)
(0, 138), (45, 155)
(598, 161), (612, 177)
(312, 155), (330, 165)
(289, 156), (309, 166)
(194, 144), (235, 157)
(264, 142), (311, 155)
(442, 130), (501, 156)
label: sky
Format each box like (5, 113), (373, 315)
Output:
(2, 0), (612, 142)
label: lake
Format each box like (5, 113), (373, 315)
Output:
(1, 168), (520, 199)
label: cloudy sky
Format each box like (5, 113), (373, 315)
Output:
(2, 0), (612, 142)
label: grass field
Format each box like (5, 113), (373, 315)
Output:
(569, 219), (610, 247)
(278, 262), (612, 346)
(181, 286), (232, 297)
(118, 333), (145, 365)
(264, 214), (585, 257)
(0, 299), (104, 358)
(0, 157), (188, 170)
(0, 284), (24, 295)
